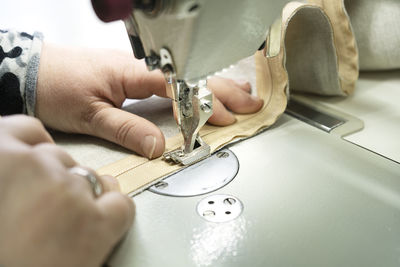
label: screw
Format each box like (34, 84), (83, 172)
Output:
(203, 210), (215, 217)
(154, 181), (168, 189)
(145, 55), (160, 70)
(176, 150), (184, 157)
(188, 4), (199, 12)
(216, 151), (229, 158)
(223, 198), (236, 205)
(201, 102), (212, 113)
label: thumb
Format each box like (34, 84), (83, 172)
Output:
(89, 107), (165, 159)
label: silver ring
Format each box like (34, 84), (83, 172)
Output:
(69, 166), (103, 197)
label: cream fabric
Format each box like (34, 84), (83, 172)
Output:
(307, 0), (359, 94)
(260, 0), (359, 97)
(284, 6), (343, 95)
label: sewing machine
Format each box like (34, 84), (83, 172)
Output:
(1, 1), (400, 266)
(92, 0), (288, 165)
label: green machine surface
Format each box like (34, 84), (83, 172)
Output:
(109, 114), (400, 267)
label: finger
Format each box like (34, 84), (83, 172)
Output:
(0, 115), (54, 145)
(98, 175), (121, 192)
(234, 79), (252, 93)
(89, 106), (165, 159)
(96, 192), (135, 241)
(209, 76), (252, 93)
(114, 56), (167, 99)
(33, 143), (76, 167)
(208, 95), (236, 126)
(208, 77), (263, 114)
(68, 166), (109, 199)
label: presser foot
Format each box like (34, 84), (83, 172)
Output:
(163, 137), (211, 166)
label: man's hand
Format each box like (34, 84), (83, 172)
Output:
(0, 115), (134, 267)
(35, 43), (263, 159)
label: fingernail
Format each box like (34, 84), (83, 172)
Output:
(104, 175), (121, 192)
(109, 176), (119, 185)
(226, 113), (237, 125)
(235, 80), (252, 91)
(141, 135), (157, 159)
(111, 178), (121, 191)
(251, 95), (261, 101)
(235, 79), (249, 86)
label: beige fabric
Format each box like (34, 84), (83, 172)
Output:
(308, 0), (359, 94)
(261, 1), (358, 98)
(98, 1), (359, 195)
(284, 3), (343, 95)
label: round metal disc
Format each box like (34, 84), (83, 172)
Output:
(149, 149), (239, 197)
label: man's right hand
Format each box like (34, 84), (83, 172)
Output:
(0, 115), (134, 267)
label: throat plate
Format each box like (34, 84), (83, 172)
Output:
(150, 149), (239, 197)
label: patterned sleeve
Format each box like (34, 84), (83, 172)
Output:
(0, 29), (43, 116)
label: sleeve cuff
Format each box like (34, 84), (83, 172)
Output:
(0, 30), (43, 116)
(25, 32), (44, 116)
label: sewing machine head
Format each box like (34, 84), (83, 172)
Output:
(92, 0), (287, 165)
